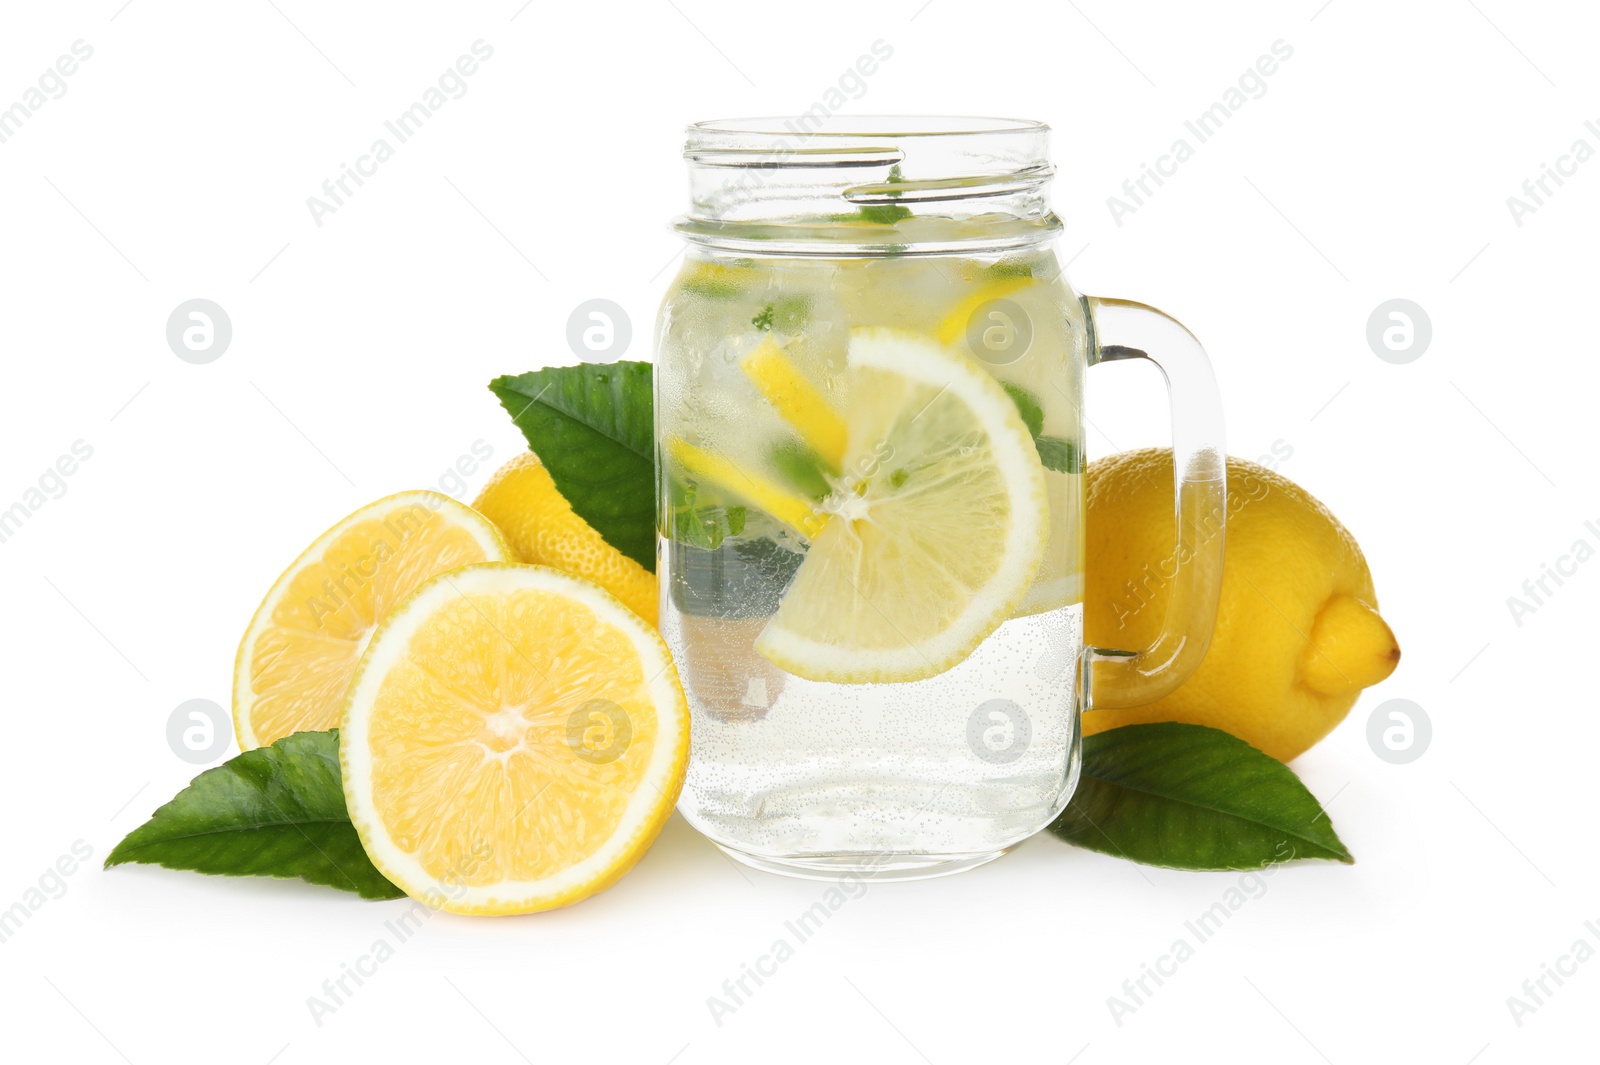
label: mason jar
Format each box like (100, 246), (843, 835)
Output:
(655, 117), (1226, 879)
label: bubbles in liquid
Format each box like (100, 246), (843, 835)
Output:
(666, 586), (1083, 861)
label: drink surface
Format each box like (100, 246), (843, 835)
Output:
(656, 240), (1088, 871)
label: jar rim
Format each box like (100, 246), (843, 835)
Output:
(677, 116), (1059, 255)
(687, 115), (1049, 141)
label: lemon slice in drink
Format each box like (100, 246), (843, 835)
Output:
(753, 328), (1049, 683)
(739, 335), (848, 470)
(234, 491), (512, 750)
(340, 563), (689, 915)
(935, 274), (1033, 346)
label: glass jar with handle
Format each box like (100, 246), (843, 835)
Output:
(656, 117), (1226, 879)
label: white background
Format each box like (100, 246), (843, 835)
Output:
(1, 1), (1595, 1062)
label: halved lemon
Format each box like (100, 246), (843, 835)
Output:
(753, 328), (1050, 683)
(233, 491), (512, 750)
(340, 564), (688, 915)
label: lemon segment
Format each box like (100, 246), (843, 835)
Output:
(935, 276), (1034, 346)
(753, 328), (1049, 683)
(739, 335), (849, 470)
(667, 438), (827, 538)
(233, 491), (512, 750)
(340, 563), (689, 915)
(474, 452), (658, 625)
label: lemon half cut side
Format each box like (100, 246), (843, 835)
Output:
(340, 563), (689, 915)
(233, 491), (513, 750)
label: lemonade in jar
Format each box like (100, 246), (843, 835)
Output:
(657, 118), (1225, 878)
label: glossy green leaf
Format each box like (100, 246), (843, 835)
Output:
(105, 730), (402, 899)
(490, 361), (656, 571)
(1050, 723), (1353, 870)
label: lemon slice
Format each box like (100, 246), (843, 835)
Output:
(935, 275), (1033, 346)
(739, 335), (848, 470)
(667, 438), (826, 538)
(754, 328), (1050, 683)
(233, 491), (512, 750)
(340, 564), (689, 915)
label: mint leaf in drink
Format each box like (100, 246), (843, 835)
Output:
(1003, 383), (1044, 439)
(675, 502), (746, 550)
(1035, 436), (1079, 474)
(984, 257), (1035, 280)
(667, 475), (747, 550)
(752, 295), (810, 334)
(683, 276), (742, 299)
(823, 164), (911, 226)
(1000, 383), (1079, 472)
(856, 203), (912, 224)
(1049, 723), (1353, 869)
(105, 730), (403, 899)
(490, 362), (655, 571)
(769, 439), (834, 498)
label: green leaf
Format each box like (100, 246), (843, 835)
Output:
(1035, 435), (1080, 474)
(490, 362), (656, 571)
(856, 203), (912, 224)
(824, 169), (911, 226)
(769, 439), (834, 499)
(682, 276), (743, 299)
(674, 502), (745, 550)
(1003, 383), (1044, 439)
(105, 730), (403, 899)
(752, 295), (811, 334)
(1000, 382), (1078, 473)
(857, 164), (911, 223)
(984, 257), (1035, 280)
(667, 475), (748, 550)
(1049, 723), (1353, 870)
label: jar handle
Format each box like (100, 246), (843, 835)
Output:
(1082, 297), (1227, 709)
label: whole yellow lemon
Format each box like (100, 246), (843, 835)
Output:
(1082, 448), (1399, 761)
(473, 452), (658, 625)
